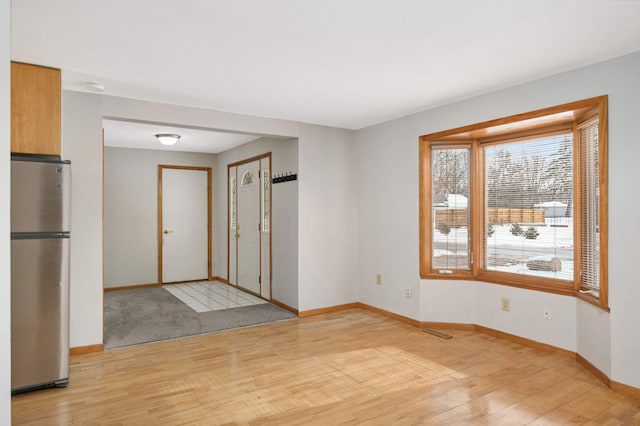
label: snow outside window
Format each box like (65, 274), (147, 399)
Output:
(484, 133), (573, 282)
(431, 146), (471, 271)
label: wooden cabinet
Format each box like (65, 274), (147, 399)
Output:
(11, 62), (61, 156)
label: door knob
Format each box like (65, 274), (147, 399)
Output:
(235, 233), (240, 239)
(164, 229), (173, 234)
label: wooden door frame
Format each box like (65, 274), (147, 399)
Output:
(157, 165), (212, 285)
(227, 153), (272, 298)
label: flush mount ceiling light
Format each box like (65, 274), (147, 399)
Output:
(155, 133), (181, 146)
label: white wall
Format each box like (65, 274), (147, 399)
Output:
(104, 147), (218, 288)
(420, 280), (478, 325)
(356, 50), (640, 389)
(62, 92), (104, 348)
(356, 115), (421, 319)
(577, 299), (611, 376)
(272, 169), (298, 309)
(298, 124), (357, 311)
(214, 137), (299, 308)
(600, 53), (640, 388)
(475, 283), (577, 351)
(1, 0), (11, 420)
(422, 280), (577, 350)
(102, 96), (299, 139)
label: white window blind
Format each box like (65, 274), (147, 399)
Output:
(578, 118), (600, 295)
(431, 146), (471, 271)
(483, 133), (573, 281)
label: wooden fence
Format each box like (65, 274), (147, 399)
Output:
(435, 208), (545, 228)
(488, 208), (545, 225)
(434, 209), (468, 228)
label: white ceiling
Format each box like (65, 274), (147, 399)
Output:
(102, 119), (259, 154)
(10, 1), (640, 130)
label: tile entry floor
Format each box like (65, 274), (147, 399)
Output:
(163, 281), (267, 313)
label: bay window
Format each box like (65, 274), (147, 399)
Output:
(419, 96), (608, 310)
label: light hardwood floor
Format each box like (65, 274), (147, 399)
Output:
(12, 309), (640, 425)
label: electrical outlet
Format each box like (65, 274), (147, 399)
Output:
(376, 274), (382, 285)
(501, 297), (510, 312)
(405, 288), (413, 298)
(543, 307), (552, 320)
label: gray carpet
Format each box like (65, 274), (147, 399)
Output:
(104, 286), (297, 349)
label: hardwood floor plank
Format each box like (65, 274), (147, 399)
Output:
(11, 309), (640, 424)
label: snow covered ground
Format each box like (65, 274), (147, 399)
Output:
(433, 222), (573, 247)
(488, 222), (573, 249)
(433, 221), (574, 280)
(491, 259), (573, 281)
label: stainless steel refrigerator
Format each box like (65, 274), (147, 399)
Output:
(11, 154), (71, 393)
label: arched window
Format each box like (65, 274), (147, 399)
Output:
(241, 170), (254, 186)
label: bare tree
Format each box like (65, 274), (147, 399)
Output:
(431, 148), (469, 204)
(544, 136), (573, 216)
(487, 147), (554, 209)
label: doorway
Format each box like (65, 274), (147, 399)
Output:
(228, 153), (271, 298)
(102, 130), (297, 349)
(157, 165), (212, 284)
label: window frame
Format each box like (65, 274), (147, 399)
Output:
(424, 142), (475, 279)
(419, 96), (609, 311)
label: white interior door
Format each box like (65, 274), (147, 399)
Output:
(161, 168), (208, 283)
(236, 161), (260, 293)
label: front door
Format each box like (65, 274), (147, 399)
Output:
(236, 160), (261, 293)
(159, 166), (210, 283)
